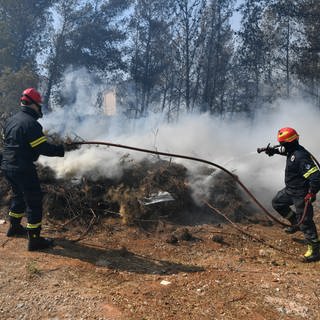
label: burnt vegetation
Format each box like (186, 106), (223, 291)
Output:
(1, 154), (256, 231)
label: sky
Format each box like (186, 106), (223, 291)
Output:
(230, 0), (243, 31)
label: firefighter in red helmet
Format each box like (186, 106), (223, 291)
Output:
(1, 88), (66, 251)
(261, 127), (320, 262)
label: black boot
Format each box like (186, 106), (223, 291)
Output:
(6, 217), (27, 237)
(27, 228), (55, 251)
(284, 225), (300, 234)
(284, 212), (299, 234)
(303, 240), (320, 263)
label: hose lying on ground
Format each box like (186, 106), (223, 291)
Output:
(70, 140), (310, 228)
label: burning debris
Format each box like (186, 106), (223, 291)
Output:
(0, 131), (257, 228)
(98, 159), (192, 225)
(0, 154), (256, 228)
(205, 171), (253, 223)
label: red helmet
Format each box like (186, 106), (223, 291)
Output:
(277, 127), (299, 143)
(20, 88), (42, 105)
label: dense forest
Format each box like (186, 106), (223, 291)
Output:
(0, 0), (319, 120)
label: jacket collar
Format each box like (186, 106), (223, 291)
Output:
(285, 142), (300, 155)
(21, 106), (40, 120)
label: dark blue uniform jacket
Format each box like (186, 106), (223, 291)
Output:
(1, 107), (64, 171)
(284, 145), (320, 196)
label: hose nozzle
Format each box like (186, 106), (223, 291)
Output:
(257, 143), (281, 154)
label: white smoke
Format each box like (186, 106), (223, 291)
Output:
(39, 68), (320, 208)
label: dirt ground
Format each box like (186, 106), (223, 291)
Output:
(1, 206), (320, 320)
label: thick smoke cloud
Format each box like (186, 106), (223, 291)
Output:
(40, 68), (320, 208)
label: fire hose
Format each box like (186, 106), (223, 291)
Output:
(70, 140), (313, 228)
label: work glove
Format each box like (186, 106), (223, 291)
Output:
(64, 143), (78, 152)
(265, 143), (279, 157)
(63, 137), (81, 152)
(257, 143), (279, 157)
(265, 147), (277, 157)
(304, 192), (316, 203)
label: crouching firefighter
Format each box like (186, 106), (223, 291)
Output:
(1, 88), (69, 251)
(258, 127), (320, 262)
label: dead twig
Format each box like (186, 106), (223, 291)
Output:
(226, 294), (247, 304)
(204, 201), (299, 260)
(1, 238), (11, 247)
(60, 214), (80, 228)
(71, 208), (97, 242)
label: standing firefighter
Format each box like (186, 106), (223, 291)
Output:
(260, 127), (320, 262)
(1, 88), (65, 251)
